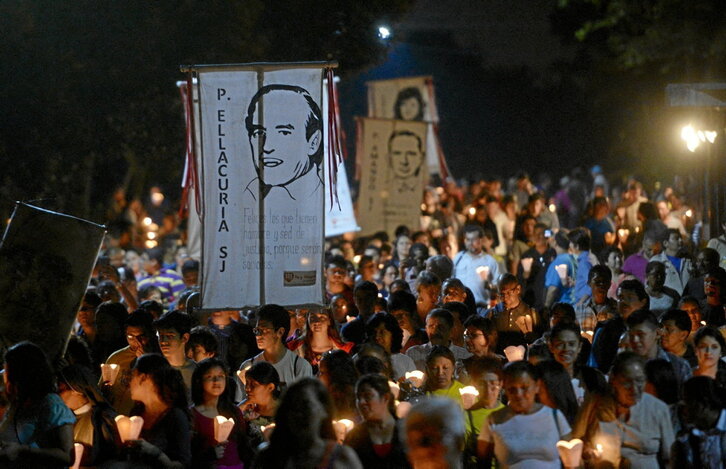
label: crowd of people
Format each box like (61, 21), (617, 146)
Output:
(1, 168), (726, 468)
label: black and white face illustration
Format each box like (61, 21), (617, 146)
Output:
(394, 87), (425, 121)
(245, 86), (322, 189)
(388, 131), (424, 179)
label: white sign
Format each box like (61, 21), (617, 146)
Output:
(196, 65), (326, 309)
(356, 118), (428, 236)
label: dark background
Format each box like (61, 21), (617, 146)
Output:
(1, 0), (725, 225)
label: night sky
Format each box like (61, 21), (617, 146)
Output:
(338, 0), (595, 185)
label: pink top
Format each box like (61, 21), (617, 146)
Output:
(192, 407), (245, 468)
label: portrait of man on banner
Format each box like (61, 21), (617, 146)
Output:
(387, 129), (425, 193)
(356, 118), (428, 236)
(196, 66), (325, 309)
(244, 84), (324, 201)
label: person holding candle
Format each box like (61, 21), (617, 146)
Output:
(574, 265), (618, 335)
(691, 326), (726, 391)
(254, 377), (362, 468)
(0, 342), (75, 468)
(365, 313), (416, 380)
(239, 361), (280, 450)
(104, 310), (158, 415)
(452, 224), (501, 309)
(464, 357), (504, 468)
(344, 374), (410, 468)
(485, 274), (542, 353)
(548, 322), (606, 404)
(544, 230), (577, 309)
(571, 352), (674, 469)
(423, 346), (465, 407)
(190, 358), (251, 469)
(477, 360), (571, 468)
(113, 353), (191, 468)
(57, 364), (120, 467)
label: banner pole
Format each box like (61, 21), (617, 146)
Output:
(256, 70), (266, 306)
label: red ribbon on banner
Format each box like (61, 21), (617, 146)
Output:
(326, 68), (344, 210)
(178, 74), (202, 220)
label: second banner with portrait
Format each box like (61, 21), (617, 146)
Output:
(356, 117), (428, 236)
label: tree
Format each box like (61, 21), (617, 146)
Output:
(0, 0), (413, 222)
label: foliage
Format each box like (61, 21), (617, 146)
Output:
(552, 0), (726, 79)
(0, 0), (413, 222)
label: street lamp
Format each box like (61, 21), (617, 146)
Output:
(681, 124), (718, 239)
(681, 124), (717, 152)
(377, 25), (392, 40)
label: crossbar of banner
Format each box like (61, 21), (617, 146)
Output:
(180, 61), (338, 73)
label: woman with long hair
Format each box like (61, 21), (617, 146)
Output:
(692, 326), (726, 391)
(365, 313), (416, 380)
(535, 360), (579, 425)
(318, 350), (359, 420)
(254, 378), (362, 469)
(344, 374), (410, 468)
(287, 309), (353, 373)
(191, 358), (251, 469)
(57, 364), (119, 466)
(0, 341), (75, 468)
(111, 353), (191, 468)
(547, 322), (607, 403)
(239, 361), (281, 449)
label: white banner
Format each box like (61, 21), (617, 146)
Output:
(197, 65), (325, 309)
(366, 76), (447, 177)
(356, 118), (428, 236)
(366, 76), (438, 123)
(323, 78), (358, 237)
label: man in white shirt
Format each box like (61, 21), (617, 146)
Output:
(239, 303), (312, 386)
(453, 225), (500, 308)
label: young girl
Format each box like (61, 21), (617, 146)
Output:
(191, 358), (252, 469)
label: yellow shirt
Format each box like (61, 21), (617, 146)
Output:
(430, 380), (466, 408)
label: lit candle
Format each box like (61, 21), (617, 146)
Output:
(555, 264), (568, 282)
(100, 363), (120, 386)
(260, 423), (275, 440)
(395, 400), (412, 418)
(405, 371), (425, 388)
(388, 380), (400, 400)
(520, 258), (533, 273)
(504, 345), (526, 362)
(71, 443), (84, 469)
(115, 415), (144, 442)
(524, 314), (533, 333)
(237, 365), (251, 385)
(476, 266), (490, 281)
(333, 419), (355, 443)
(459, 386), (480, 410)
(556, 439), (584, 468)
(214, 416), (235, 443)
